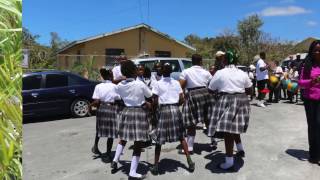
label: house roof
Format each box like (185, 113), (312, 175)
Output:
(58, 23), (196, 54)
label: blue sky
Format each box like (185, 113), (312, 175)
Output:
(23, 0), (320, 45)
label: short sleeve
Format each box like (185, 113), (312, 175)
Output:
(179, 70), (187, 80)
(257, 60), (266, 69)
(151, 82), (160, 96)
(92, 85), (100, 99)
(176, 81), (183, 94)
(143, 83), (153, 98)
(208, 72), (220, 91)
(243, 73), (253, 88)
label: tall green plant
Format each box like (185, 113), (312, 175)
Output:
(0, 0), (22, 179)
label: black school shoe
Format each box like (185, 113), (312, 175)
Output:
(188, 161), (195, 172)
(91, 146), (101, 155)
(308, 158), (319, 164)
(110, 161), (118, 173)
(150, 164), (159, 175)
(236, 151), (245, 158)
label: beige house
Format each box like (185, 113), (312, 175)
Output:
(57, 24), (195, 69)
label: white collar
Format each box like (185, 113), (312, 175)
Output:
(103, 80), (112, 83)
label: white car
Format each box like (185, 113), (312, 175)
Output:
(132, 57), (192, 80)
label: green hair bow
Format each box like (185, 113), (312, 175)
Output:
(226, 49), (239, 64)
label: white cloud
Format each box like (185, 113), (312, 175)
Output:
(261, 6), (311, 16)
(307, 21), (318, 27)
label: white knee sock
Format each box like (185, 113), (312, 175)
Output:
(220, 156), (234, 169)
(113, 144), (124, 162)
(187, 136), (195, 151)
(236, 143), (244, 152)
(129, 156), (142, 178)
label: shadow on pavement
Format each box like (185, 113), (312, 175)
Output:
(23, 111), (96, 124)
(286, 149), (309, 161)
(115, 160), (150, 176)
(156, 158), (189, 175)
(23, 114), (72, 124)
(204, 151), (244, 173)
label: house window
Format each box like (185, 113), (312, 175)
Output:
(155, 51), (171, 57)
(105, 48), (125, 65)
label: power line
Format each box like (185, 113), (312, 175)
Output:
(147, 0), (150, 24)
(138, 0), (144, 23)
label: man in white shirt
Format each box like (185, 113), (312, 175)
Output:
(179, 54), (213, 154)
(256, 52), (269, 107)
(112, 55), (127, 84)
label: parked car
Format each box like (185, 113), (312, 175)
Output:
(22, 71), (98, 119)
(132, 57), (192, 80)
(236, 65), (249, 73)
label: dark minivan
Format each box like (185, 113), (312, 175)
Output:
(22, 71), (98, 119)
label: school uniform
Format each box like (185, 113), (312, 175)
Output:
(207, 65), (252, 137)
(151, 77), (185, 145)
(92, 80), (121, 138)
(112, 65), (123, 81)
(115, 78), (153, 142)
(180, 65), (212, 127)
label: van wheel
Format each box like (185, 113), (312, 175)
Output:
(71, 98), (90, 118)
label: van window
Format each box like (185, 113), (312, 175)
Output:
(138, 60), (158, 71)
(161, 60), (181, 72)
(182, 60), (192, 69)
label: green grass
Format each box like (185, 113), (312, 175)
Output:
(0, 0), (22, 179)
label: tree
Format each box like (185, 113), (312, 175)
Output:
(238, 14), (263, 65)
(22, 27), (51, 69)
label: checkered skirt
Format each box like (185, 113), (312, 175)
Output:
(118, 107), (150, 142)
(182, 88), (211, 127)
(208, 93), (250, 136)
(152, 105), (185, 145)
(96, 102), (120, 138)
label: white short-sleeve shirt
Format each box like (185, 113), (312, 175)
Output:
(92, 80), (120, 102)
(115, 78), (153, 107)
(112, 65), (123, 81)
(152, 77), (183, 104)
(179, 66), (212, 89)
(256, 59), (269, 81)
(209, 65), (252, 93)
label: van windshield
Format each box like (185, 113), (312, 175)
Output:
(161, 60), (181, 72)
(138, 60), (157, 71)
(182, 60), (192, 69)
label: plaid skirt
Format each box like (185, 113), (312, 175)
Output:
(152, 105), (185, 145)
(118, 107), (150, 142)
(208, 93), (250, 136)
(96, 102), (120, 138)
(182, 88), (211, 127)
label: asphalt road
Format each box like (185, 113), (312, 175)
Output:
(23, 100), (320, 180)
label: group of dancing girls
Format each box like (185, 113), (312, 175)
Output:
(89, 50), (252, 179)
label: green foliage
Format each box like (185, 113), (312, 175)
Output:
(0, 0), (22, 179)
(70, 56), (100, 81)
(23, 28), (69, 70)
(238, 14), (263, 64)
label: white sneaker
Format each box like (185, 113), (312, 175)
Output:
(257, 102), (266, 108)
